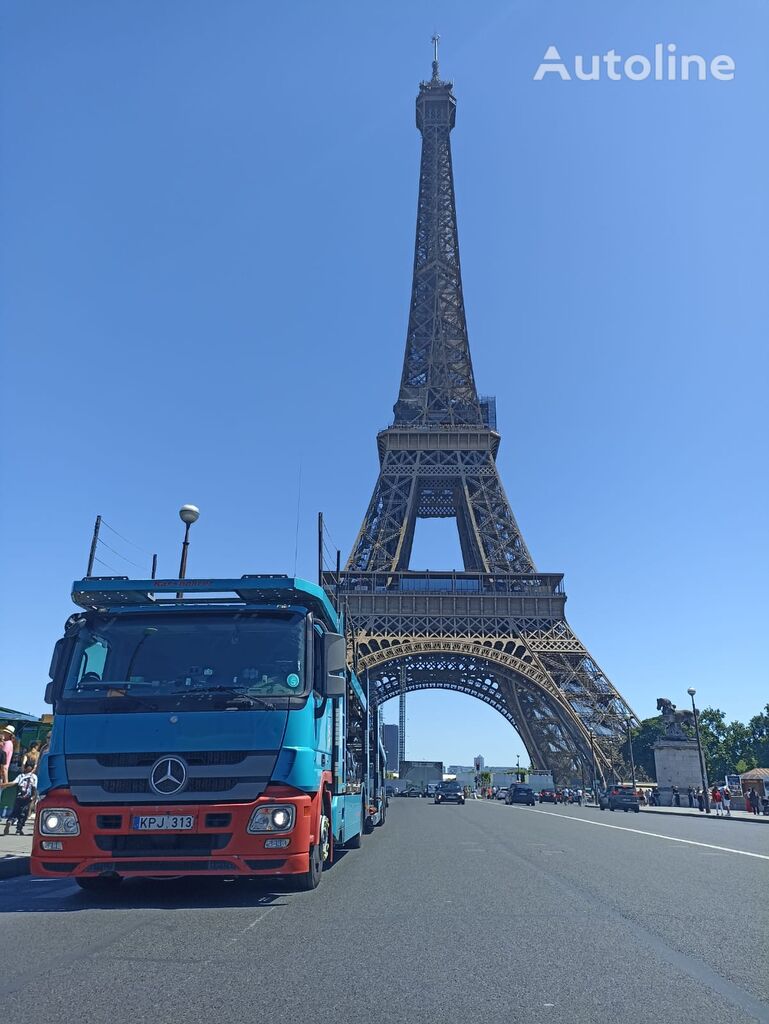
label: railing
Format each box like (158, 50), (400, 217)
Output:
(327, 570), (565, 597)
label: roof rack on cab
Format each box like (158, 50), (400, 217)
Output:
(70, 575), (339, 629)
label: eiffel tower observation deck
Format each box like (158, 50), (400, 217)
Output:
(324, 42), (637, 781)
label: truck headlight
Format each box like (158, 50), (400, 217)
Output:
(247, 805), (295, 834)
(40, 808), (80, 836)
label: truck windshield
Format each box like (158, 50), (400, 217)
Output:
(63, 612), (306, 702)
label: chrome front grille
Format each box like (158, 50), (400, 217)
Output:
(95, 751), (248, 768)
(66, 751), (278, 804)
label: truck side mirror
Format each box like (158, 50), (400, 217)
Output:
(49, 638), (66, 682)
(46, 636), (73, 709)
(324, 632), (347, 697)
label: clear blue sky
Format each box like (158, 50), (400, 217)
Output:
(1, 1), (766, 766)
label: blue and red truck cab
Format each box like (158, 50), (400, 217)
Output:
(33, 574), (385, 891)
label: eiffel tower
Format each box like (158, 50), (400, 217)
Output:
(326, 43), (637, 781)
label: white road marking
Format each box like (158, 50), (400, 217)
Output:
(531, 808), (769, 861)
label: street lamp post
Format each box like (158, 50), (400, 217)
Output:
(625, 716), (637, 791)
(176, 505), (200, 597)
(688, 688), (710, 813)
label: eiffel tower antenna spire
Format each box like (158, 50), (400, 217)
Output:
(431, 33), (440, 80)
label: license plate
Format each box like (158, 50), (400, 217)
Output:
(131, 815), (195, 831)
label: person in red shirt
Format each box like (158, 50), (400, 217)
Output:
(711, 785), (723, 816)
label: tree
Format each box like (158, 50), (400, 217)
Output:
(722, 721), (758, 775)
(624, 716), (666, 780)
(697, 708), (727, 781)
(747, 705), (769, 767)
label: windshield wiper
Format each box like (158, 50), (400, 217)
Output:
(189, 686), (276, 711)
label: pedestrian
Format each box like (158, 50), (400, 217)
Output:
(748, 788), (760, 815)
(672, 785), (681, 808)
(21, 742), (41, 773)
(687, 786), (694, 809)
(711, 785), (722, 816)
(0, 765), (38, 835)
(0, 726), (15, 785)
(697, 788), (705, 811)
(721, 786), (731, 817)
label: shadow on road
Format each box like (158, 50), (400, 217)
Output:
(6, 850), (351, 913)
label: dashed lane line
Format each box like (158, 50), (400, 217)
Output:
(529, 808), (769, 861)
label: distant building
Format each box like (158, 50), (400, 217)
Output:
(448, 764), (521, 788)
(383, 724), (399, 772)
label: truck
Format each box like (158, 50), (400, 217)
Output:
(33, 575), (386, 891)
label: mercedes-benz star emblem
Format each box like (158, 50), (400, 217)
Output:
(149, 756), (188, 796)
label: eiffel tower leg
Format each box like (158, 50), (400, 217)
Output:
(347, 451), (419, 572)
(458, 454), (535, 574)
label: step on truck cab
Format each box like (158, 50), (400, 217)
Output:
(33, 575), (384, 891)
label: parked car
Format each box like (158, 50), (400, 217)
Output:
(404, 787), (424, 798)
(599, 785), (640, 812)
(496, 788), (509, 801)
(434, 782), (465, 805)
(538, 789), (558, 803)
(506, 784), (536, 806)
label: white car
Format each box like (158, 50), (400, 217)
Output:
(496, 788), (509, 801)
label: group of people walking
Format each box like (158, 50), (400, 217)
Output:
(0, 724), (45, 836)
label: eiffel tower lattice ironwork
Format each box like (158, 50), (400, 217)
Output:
(325, 45), (637, 782)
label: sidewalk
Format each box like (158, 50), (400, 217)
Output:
(640, 805), (769, 825)
(0, 822), (33, 879)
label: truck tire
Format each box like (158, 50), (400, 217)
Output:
(292, 812), (329, 891)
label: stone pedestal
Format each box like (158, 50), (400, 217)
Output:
(653, 739), (703, 805)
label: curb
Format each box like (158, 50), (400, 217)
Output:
(640, 808), (769, 825)
(0, 856), (30, 880)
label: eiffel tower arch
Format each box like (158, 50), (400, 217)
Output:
(325, 46), (637, 782)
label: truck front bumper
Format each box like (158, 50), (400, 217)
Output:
(31, 786), (315, 879)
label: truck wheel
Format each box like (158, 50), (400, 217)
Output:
(76, 875), (122, 892)
(293, 813), (329, 891)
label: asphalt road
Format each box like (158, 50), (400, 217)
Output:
(1, 799), (767, 1024)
